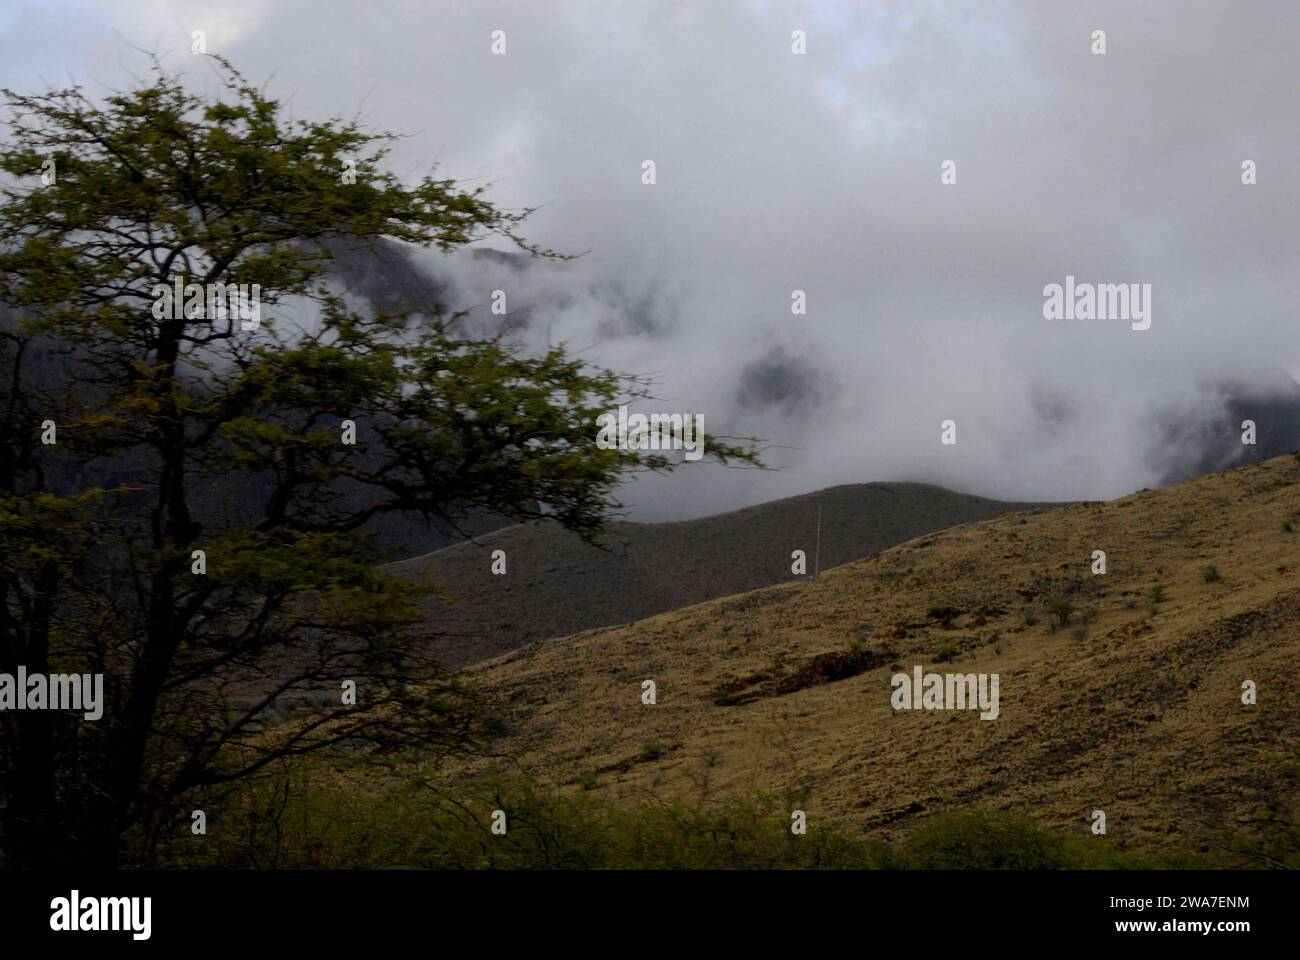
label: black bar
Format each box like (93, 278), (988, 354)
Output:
(0, 869), (1281, 947)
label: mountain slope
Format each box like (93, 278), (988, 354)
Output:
(386, 483), (1042, 666)
(449, 453), (1300, 849)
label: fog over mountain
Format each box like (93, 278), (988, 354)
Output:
(3, 0), (1296, 521)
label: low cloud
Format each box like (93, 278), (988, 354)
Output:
(3, 0), (1297, 520)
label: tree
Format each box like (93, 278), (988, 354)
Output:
(0, 57), (757, 868)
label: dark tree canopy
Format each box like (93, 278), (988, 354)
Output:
(0, 57), (757, 867)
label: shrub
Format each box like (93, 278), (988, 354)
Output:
(153, 775), (885, 870)
(1201, 564), (1221, 583)
(640, 741), (667, 762)
(1046, 596), (1074, 629)
(934, 643), (958, 664)
(142, 767), (1224, 871)
(900, 810), (1066, 869)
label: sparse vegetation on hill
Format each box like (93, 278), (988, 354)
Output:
(441, 454), (1300, 855)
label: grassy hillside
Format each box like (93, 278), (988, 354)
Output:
(447, 453), (1300, 852)
(387, 483), (1041, 666)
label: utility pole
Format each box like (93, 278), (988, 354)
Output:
(814, 506), (821, 578)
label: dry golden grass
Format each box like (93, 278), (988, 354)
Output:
(449, 453), (1300, 848)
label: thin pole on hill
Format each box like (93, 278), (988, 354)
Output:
(815, 506), (821, 578)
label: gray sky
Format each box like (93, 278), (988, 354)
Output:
(3, 0), (1297, 520)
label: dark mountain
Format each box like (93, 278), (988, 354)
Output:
(386, 482), (1048, 666)
(1152, 374), (1300, 485)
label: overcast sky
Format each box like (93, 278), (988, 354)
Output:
(3, 1), (1297, 520)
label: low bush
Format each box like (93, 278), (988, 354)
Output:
(144, 770), (1241, 871)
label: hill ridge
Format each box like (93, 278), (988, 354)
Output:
(387, 481), (1046, 666)
(449, 453), (1300, 848)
